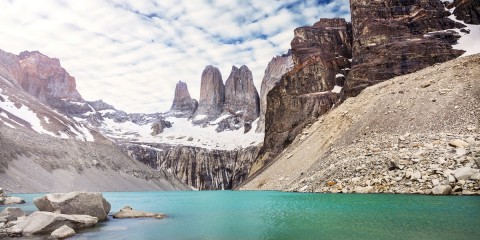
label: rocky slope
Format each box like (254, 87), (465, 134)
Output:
(256, 54), (294, 133)
(0, 71), (190, 193)
(240, 54), (480, 195)
(168, 81), (198, 118)
(250, 0), (479, 178)
(251, 18), (352, 174)
(343, 0), (466, 97)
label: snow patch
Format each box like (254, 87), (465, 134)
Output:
(332, 85), (343, 94)
(193, 114), (207, 121)
(0, 93), (57, 137)
(448, 7), (480, 56)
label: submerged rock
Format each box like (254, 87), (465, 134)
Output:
(34, 192), (111, 221)
(113, 206), (166, 219)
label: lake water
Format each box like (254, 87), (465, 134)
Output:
(4, 191), (480, 240)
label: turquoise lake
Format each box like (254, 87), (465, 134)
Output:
(3, 191), (480, 240)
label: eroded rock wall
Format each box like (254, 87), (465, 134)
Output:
(343, 0), (465, 97)
(122, 143), (261, 190)
(252, 18), (352, 174)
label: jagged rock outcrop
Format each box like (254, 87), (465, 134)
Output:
(0, 49), (90, 115)
(256, 53), (294, 133)
(169, 81), (198, 118)
(223, 65), (260, 122)
(121, 143), (261, 190)
(253, 18), (352, 173)
(449, 0), (480, 24)
(343, 0), (466, 97)
(193, 65), (225, 122)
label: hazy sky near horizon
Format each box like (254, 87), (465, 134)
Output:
(0, 0), (350, 113)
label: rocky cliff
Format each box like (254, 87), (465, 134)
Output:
(0, 50), (90, 115)
(121, 143), (261, 190)
(256, 54), (294, 133)
(343, 0), (466, 97)
(240, 54), (480, 195)
(193, 65), (225, 122)
(449, 0), (480, 24)
(169, 81), (198, 118)
(251, 18), (352, 174)
(223, 65), (260, 123)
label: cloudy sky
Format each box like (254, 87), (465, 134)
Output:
(0, 0), (350, 113)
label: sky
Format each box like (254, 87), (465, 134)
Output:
(0, 0), (350, 113)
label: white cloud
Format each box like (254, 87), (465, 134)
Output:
(0, 0), (350, 113)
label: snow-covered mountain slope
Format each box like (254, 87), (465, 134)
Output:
(0, 75), (95, 142)
(73, 103), (264, 151)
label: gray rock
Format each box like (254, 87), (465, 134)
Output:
(449, 139), (469, 148)
(51, 224), (76, 239)
(1, 197), (25, 205)
(431, 179), (440, 186)
(470, 173), (480, 181)
(0, 208), (26, 222)
(112, 206), (166, 219)
(34, 192), (111, 221)
(13, 211), (97, 235)
(432, 185), (452, 195)
(453, 167), (479, 181)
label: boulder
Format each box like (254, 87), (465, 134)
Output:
(13, 211), (97, 235)
(1, 196), (25, 205)
(112, 206), (166, 219)
(34, 192), (111, 221)
(0, 207), (26, 222)
(453, 167), (479, 181)
(449, 139), (469, 148)
(354, 186), (374, 194)
(432, 185), (453, 195)
(51, 225), (76, 239)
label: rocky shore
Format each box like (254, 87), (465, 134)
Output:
(0, 191), (167, 238)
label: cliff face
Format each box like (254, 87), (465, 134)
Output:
(251, 18), (353, 174)
(256, 54), (294, 133)
(193, 65), (225, 121)
(122, 143), (261, 190)
(343, 0), (466, 97)
(449, 0), (480, 24)
(223, 65), (260, 123)
(0, 50), (90, 115)
(169, 81), (198, 118)
(240, 54), (480, 195)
